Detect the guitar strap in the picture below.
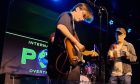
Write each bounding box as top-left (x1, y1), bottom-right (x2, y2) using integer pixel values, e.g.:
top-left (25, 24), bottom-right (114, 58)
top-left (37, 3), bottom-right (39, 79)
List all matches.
top-left (72, 18), bottom-right (80, 42)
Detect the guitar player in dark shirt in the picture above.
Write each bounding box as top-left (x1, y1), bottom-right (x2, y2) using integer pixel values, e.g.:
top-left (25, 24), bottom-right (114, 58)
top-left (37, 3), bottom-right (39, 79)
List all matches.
top-left (47, 3), bottom-right (98, 83)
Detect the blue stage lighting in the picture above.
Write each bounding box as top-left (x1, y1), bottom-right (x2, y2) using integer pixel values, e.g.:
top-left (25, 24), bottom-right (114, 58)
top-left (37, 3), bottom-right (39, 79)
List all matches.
top-left (109, 19), bottom-right (114, 25)
top-left (52, 0), bottom-right (60, 2)
top-left (127, 28), bottom-right (132, 33)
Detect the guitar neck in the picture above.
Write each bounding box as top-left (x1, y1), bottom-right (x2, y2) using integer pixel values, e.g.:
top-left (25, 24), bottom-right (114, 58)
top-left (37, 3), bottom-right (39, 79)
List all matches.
top-left (81, 51), bottom-right (93, 56)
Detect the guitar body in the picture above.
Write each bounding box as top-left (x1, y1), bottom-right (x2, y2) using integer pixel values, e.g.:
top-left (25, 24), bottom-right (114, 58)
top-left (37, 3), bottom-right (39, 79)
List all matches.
top-left (64, 38), bottom-right (84, 66)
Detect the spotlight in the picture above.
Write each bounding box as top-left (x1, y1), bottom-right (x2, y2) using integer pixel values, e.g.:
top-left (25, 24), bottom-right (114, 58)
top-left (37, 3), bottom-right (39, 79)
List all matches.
top-left (109, 19), bottom-right (114, 25)
top-left (127, 28), bottom-right (132, 33)
top-left (52, 0), bottom-right (60, 2)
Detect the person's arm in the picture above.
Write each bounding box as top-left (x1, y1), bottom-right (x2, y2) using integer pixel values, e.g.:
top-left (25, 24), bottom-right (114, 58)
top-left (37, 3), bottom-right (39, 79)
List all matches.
top-left (108, 44), bottom-right (116, 59)
top-left (108, 50), bottom-right (114, 58)
top-left (124, 43), bottom-right (137, 62)
top-left (57, 24), bottom-right (85, 52)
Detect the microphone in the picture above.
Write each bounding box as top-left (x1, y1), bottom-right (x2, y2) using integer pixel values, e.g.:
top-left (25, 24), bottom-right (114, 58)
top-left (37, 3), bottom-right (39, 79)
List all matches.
top-left (86, 0), bottom-right (91, 3)
top-left (93, 0), bottom-right (96, 7)
top-left (86, 0), bottom-right (96, 7)
top-left (86, 0), bottom-right (104, 11)
top-left (99, 6), bottom-right (105, 11)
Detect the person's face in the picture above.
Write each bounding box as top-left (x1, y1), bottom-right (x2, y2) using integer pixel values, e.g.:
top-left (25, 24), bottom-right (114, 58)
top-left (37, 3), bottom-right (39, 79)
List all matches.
top-left (115, 32), bottom-right (126, 43)
top-left (74, 7), bottom-right (86, 22)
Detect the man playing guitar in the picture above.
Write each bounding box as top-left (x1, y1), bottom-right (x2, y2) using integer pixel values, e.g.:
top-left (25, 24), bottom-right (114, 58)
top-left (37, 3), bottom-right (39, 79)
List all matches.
top-left (47, 3), bottom-right (98, 83)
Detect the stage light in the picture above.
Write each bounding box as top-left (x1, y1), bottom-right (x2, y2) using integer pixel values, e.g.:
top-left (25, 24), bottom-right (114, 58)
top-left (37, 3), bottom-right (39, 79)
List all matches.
top-left (52, 0), bottom-right (60, 2)
top-left (109, 19), bottom-right (114, 25)
top-left (127, 28), bottom-right (132, 33)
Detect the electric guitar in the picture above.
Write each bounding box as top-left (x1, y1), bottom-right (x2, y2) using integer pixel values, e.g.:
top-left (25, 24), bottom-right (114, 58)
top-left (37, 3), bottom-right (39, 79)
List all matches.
top-left (64, 38), bottom-right (99, 65)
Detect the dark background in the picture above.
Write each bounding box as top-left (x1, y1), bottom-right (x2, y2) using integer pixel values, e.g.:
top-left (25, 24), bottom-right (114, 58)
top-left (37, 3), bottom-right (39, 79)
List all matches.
top-left (1, 0), bottom-right (140, 84)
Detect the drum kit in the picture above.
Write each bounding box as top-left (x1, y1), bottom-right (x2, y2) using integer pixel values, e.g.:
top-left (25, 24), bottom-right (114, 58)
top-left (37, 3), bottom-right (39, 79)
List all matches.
top-left (80, 61), bottom-right (98, 84)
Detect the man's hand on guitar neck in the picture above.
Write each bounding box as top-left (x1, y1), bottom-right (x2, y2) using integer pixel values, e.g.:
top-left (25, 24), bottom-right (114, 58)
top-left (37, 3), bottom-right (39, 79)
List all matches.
top-left (91, 50), bottom-right (99, 57)
top-left (81, 50), bottom-right (99, 57)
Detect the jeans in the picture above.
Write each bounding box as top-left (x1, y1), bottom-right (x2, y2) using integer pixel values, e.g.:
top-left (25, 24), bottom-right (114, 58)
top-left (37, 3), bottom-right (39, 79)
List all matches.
top-left (109, 75), bottom-right (131, 84)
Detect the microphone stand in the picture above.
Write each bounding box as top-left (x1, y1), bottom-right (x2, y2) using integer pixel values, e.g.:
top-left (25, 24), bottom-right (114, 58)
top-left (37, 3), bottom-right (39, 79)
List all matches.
top-left (98, 6), bottom-right (105, 84)
top-left (86, 0), bottom-right (109, 83)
